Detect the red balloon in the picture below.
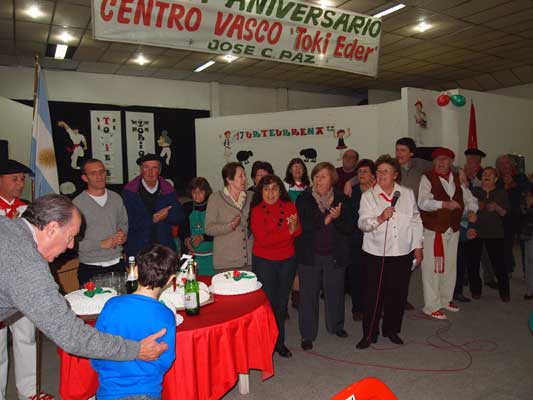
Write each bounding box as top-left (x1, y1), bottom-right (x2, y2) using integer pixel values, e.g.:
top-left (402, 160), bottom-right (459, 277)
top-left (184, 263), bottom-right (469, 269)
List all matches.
top-left (437, 94), bottom-right (450, 107)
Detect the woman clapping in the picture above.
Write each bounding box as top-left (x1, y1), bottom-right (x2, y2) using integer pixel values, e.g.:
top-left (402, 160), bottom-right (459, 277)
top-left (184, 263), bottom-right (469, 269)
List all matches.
top-left (250, 175), bottom-right (301, 357)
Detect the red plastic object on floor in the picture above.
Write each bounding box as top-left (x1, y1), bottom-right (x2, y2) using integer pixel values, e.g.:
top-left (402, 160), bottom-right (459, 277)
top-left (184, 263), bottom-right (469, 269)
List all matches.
top-left (331, 377), bottom-right (398, 400)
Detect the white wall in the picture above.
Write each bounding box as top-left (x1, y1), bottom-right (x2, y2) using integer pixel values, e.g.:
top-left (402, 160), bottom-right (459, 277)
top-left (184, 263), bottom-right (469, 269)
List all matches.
top-left (0, 66), bottom-right (362, 116)
top-left (403, 87), bottom-right (533, 171)
top-left (490, 83), bottom-right (533, 101)
top-left (368, 89), bottom-right (401, 105)
top-left (195, 102), bottom-right (403, 191)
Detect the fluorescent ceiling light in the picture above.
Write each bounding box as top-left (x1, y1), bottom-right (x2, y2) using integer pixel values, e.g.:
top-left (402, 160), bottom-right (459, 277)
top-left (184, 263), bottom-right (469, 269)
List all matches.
top-left (26, 5), bottom-right (43, 18)
top-left (223, 54), bottom-right (238, 63)
top-left (194, 60), bottom-right (215, 72)
top-left (58, 31), bottom-right (73, 43)
top-left (134, 54), bottom-right (148, 65)
top-left (415, 21), bottom-right (432, 32)
top-left (373, 3), bottom-right (406, 18)
top-left (54, 44), bottom-right (68, 59)
top-left (319, 0), bottom-right (333, 7)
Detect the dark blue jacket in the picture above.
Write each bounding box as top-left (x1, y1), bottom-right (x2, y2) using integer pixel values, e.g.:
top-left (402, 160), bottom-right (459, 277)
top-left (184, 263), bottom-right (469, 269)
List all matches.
top-left (122, 175), bottom-right (184, 258)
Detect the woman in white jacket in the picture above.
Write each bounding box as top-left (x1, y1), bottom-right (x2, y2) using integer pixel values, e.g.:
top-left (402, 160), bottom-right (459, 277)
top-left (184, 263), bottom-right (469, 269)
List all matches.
top-left (356, 155), bottom-right (423, 349)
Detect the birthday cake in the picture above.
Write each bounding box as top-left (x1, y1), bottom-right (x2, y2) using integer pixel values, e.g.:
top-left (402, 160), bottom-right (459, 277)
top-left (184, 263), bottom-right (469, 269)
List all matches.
top-left (159, 273), bottom-right (211, 310)
top-left (210, 270), bottom-right (261, 295)
top-left (65, 286), bottom-right (117, 316)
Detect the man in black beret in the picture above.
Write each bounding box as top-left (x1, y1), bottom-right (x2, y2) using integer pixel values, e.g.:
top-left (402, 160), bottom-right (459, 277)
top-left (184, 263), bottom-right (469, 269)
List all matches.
top-left (464, 148), bottom-right (486, 189)
top-left (0, 159), bottom-right (44, 399)
top-left (122, 154), bottom-right (184, 258)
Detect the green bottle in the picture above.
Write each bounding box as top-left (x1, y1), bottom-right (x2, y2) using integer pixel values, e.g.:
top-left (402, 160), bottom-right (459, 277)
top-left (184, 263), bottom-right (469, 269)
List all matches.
top-left (125, 256), bottom-right (138, 294)
top-left (184, 261), bottom-right (200, 316)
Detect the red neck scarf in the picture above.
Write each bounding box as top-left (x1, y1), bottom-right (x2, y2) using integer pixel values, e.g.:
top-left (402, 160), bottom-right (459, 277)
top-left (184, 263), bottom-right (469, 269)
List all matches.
top-left (0, 197), bottom-right (26, 219)
top-left (379, 193), bottom-right (393, 203)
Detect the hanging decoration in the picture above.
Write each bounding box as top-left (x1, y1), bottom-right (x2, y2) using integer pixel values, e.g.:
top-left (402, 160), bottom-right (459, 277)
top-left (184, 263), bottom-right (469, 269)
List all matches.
top-left (450, 94), bottom-right (466, 107)
top-left (437, 94), bottom-right (450, 107)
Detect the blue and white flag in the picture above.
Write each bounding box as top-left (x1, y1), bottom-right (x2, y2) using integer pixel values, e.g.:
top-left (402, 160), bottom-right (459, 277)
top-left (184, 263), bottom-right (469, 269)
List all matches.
top-left (30, 65), bottom-right (59, 198)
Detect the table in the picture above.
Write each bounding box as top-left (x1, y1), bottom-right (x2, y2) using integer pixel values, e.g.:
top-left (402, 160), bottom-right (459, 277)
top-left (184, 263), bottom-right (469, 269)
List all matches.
top-left (58, 280), bottom-right (278, 400)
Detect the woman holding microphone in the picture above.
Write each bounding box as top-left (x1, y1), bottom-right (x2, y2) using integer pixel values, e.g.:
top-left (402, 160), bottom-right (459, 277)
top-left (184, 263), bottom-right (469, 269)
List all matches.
top-left (357, 155), bottom-right (423, 349)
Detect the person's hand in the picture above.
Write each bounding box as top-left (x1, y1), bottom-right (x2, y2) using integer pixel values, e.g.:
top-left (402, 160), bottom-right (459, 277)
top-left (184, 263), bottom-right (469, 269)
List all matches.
top-left (184, 237), bottom-right (194, 252)
top-left (486, 202), bottom-right (497, 212)
top-left (467, 228), bottom-right (477, 240)
top-left (414, 248), bottom-right (423, 266)
top-left (377, 206), bottom-right (395, 224)
top-left (101, 235), bottom-right (117, 249)
top-left (368, 177), bottom-right (376, 187)
top-left (153, 206), bottom-right (172, 223)
top-left (115, 229), bottom-right (127, 245)
top-left (229, 215), bottom-right (241, 230)
top-left (191, 234), bottom-right (203, 247)
top-left (287, 214), bottom-right (299, 234)
top-left (443, 200), bottom-right (461, 210)
top-left (137, 328), bottom-right (168, 361)
top-left (467, 211), bottom-right (477, 223)
top-left (458, 168), bottom-right (466, 186)
top-left (344, 181), bottom-right (353, 197)
top-left (325, 203), bottom-right (342, 225)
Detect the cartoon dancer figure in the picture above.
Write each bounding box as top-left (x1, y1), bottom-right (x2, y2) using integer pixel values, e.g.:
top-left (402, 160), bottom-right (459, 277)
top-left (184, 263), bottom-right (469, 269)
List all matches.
top-left (414, 100), bottom-right (427, 128)
top-left (334, 128), bottom-right (351, 160)
top-left (220, 130), bottom-right (232, 162)
top-left (58, 121), bottom-right (88, 170)
top-left (157, 130), bottom-right (173, 166)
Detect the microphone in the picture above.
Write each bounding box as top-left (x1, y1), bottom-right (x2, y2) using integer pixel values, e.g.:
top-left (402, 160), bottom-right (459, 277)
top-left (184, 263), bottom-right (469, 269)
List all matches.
top-left (391, 191), bottom-right (401, 207)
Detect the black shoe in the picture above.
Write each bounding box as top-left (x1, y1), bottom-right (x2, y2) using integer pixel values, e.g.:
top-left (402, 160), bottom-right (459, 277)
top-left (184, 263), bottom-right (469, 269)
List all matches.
top-left (485, 281), bottom-right (498, 290)
top-left (385, 333), bottom-right (404, 345)
top-left (301, 339), bottom-right (313, 351)
top-left (524, 294), bottom-right (533, 300)
top-left (405, 301), bottom-right (415, 310)
top-left (336, 329), bottom-right (348, 338)
top-left (352, 311), bottom-right (363, 321)
top-left (277, 345), bottom-right (292, 358)
top-left (356, 338), bottom-right (371, 349)
top-left (453, 293), bottom-right (471, 303)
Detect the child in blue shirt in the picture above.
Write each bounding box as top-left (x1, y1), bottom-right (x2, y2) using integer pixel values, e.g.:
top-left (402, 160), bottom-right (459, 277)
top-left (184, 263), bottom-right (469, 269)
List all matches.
top-left (91, 244), bottom-right (178, 400)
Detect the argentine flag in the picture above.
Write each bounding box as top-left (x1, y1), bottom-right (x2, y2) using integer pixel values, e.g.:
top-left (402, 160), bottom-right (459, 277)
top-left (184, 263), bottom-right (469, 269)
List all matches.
top-left (31, 65), bottom-right (59, 198)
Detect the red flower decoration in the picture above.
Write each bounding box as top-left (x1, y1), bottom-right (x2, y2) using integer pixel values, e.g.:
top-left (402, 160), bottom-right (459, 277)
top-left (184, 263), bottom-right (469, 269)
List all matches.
top-left (181, 277), bottom-right (187, 284)
top-left (84, 281), bottom-right (96, 292)
top-left (233, 270), bottom-right (241, 278)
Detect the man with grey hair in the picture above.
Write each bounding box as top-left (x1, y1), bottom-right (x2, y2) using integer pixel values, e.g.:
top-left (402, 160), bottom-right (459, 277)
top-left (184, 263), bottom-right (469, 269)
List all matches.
top-left (0, 194), bottom-right (168, 374)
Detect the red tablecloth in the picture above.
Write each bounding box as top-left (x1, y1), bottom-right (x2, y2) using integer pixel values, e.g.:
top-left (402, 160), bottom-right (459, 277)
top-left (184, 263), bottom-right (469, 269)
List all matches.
top-left (58, 281), bottom-right (278, 400)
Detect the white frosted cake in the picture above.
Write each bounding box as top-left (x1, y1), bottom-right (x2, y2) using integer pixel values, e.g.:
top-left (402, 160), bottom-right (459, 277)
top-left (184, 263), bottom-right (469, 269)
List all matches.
top-left (159, 281), bottom-right (210, 311)
top-left (65, 288), bottom-right (117, 316)
top-left (210, 270), bottom-right (260, 295)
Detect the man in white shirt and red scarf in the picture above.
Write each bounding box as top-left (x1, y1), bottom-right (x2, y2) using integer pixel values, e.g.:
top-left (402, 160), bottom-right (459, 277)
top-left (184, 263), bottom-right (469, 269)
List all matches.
top-left (0, 159), bottom-right (43, 400)
top-left (418, 148), bottom-right (478, 320)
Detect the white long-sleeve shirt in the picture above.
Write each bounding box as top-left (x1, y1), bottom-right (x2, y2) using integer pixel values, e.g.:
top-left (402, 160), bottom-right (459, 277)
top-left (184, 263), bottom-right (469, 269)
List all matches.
top-left (358, 183), bottom-right (423, 257)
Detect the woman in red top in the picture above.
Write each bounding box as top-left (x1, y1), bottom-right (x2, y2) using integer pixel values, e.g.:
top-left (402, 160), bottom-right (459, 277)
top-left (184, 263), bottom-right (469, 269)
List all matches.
top-left (250, 174), bottom-right (301, 358)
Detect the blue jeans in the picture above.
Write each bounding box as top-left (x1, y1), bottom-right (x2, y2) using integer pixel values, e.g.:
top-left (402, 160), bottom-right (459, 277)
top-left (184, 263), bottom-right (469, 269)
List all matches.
top-left (252, 255), bottom-right (297, 350)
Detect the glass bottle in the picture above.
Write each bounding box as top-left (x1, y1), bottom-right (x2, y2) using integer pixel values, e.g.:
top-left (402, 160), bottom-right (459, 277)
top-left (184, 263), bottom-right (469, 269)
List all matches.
top-left (184, 261), bottom-right (200, 316)
top-left (125, 256), bottom-right (138, 294)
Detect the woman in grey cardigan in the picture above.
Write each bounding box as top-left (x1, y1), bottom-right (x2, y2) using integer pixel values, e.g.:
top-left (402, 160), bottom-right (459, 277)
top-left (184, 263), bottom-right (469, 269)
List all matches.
top-left (205, 162), bottom-right (253, 271)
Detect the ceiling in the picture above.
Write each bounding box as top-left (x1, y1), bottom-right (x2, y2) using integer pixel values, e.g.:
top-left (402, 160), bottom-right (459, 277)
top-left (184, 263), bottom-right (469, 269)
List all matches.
top-left (1, 0), bottom-right (533, 95)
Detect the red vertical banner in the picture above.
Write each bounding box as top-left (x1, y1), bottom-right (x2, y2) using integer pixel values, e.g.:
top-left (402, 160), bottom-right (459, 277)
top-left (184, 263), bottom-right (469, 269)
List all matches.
top-left (467, 102), bottom-right (478, 149)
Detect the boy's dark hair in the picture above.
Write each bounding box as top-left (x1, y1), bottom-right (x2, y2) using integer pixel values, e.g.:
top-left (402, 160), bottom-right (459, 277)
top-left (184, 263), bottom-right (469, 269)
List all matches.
top-left (187, 177), bottom-right (212, 199)
top-left (136, 244), bottom-right (178, 289)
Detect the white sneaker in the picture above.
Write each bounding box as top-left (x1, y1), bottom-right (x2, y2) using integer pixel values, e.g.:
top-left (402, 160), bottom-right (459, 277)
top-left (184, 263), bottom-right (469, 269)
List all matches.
top-left (445, 302), bottom-right (460, 312)
top-left (428, 310), bottom-right (447, 320)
